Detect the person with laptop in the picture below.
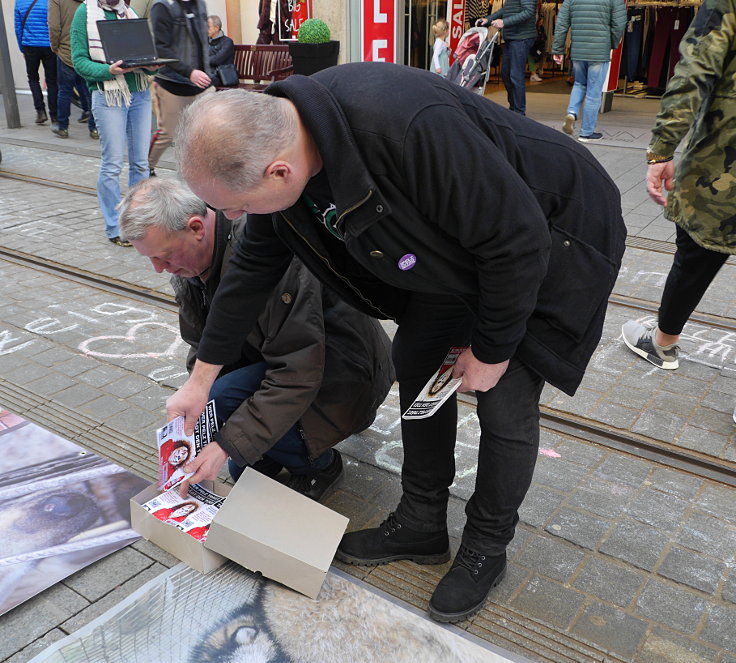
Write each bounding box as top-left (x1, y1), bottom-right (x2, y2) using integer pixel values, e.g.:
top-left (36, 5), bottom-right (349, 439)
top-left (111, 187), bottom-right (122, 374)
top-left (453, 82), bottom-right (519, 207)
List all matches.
top-left (147, 0), bottom-right (213, 177)
top-left (71, 0), bottom-right (159, 247)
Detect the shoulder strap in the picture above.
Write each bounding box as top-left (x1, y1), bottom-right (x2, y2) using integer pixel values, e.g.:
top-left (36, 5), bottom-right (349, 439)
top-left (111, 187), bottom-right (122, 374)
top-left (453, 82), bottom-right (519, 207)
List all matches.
top-left (20, 0), bottom-right (41, 42)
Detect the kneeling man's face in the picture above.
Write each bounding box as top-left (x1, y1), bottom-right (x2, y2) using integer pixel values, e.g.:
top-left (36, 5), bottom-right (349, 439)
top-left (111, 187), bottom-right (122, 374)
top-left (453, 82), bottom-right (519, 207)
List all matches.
top-left (131, 223), bottom-right (209, 278)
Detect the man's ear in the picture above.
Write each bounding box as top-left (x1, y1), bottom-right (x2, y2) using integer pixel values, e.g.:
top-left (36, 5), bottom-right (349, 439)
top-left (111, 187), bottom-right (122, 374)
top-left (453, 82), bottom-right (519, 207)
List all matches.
top-left (265, 160), bottom-right (292, 182)
top-left (187, 215), bottom-right (207, 240)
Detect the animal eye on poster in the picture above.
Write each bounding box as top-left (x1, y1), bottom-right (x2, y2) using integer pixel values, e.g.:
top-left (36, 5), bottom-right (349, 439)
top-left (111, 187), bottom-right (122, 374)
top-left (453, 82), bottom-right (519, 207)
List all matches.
top-left (277, 0), bottom-right (312, 41)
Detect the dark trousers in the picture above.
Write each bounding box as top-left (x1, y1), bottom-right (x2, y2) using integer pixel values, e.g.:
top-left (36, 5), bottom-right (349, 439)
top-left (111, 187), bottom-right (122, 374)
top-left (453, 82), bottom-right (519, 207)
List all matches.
top-left (658, 226), bottom-right (729, 336)
top-left (646, 7), bottom-right (690, 87)
top-left (23, 46), bottom-right (58, 118)
top-left (501, 37), bottom-right (535, 115)
top-left (56, 58), bottom-right (95, 131)
top-left (392, 293), bottom-right (544, 554)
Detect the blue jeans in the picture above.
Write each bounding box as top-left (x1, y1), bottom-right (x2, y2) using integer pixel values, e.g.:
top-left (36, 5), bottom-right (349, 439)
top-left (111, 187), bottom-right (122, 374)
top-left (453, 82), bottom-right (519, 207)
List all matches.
top-left (91, 89), bottom-right (151, 238)
top-left (209, 362), bottom-right (333, 479)
top-left (501, 37), bottom-right (535, 115)
top-left (567, 60), bottom-right (610, 136)
top-left (56, 58), bottom-right (95, 131)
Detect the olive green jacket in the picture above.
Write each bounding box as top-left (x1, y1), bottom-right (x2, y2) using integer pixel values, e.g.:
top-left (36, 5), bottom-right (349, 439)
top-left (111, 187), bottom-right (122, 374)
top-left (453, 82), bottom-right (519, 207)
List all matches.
top-left (648, 0), bottom-right (736, 254)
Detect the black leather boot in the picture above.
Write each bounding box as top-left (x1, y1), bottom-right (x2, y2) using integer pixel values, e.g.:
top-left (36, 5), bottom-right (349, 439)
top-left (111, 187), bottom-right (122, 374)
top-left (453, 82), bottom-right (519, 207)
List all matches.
top-left (428, 545), bottom-right (507, 623)
top-left (336, 512), bottom-right (450, 566)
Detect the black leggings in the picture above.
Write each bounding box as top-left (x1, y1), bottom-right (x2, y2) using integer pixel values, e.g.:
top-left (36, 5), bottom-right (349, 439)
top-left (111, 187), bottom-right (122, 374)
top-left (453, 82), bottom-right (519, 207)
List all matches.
top-left (658, 226), bottom-right (729, 336)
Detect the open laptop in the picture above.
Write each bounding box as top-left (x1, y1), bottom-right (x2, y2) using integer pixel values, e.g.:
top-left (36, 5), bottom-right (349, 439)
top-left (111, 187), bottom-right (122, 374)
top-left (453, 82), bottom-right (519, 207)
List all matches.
top-left (97, 18), bottom-right (178, 68)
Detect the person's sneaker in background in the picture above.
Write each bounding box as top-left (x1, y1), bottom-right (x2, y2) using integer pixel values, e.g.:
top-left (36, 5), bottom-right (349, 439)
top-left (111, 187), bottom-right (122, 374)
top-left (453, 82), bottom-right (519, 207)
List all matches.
top-left (562, 112), bottom-right (576, 135)
top-left (578, 132), bottom-right (603, 143)
top-left (622, 321), bottom-right (679, 369)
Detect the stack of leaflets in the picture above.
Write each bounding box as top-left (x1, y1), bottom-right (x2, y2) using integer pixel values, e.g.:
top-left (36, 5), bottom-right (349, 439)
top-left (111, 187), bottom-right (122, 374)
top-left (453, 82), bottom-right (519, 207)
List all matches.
top-left (158, 400), bottom-right (218, 492)
top-left (142, 483), bottom-right (225, 542)
top-left (402, 346), bottom-right (469, 420)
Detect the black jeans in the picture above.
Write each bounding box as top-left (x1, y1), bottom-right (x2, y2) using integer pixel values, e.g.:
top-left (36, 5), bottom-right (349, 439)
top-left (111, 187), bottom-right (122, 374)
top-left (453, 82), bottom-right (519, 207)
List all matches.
top-left (23, 46), bottom-right (58, 117)
top-left (392, 293), bottom-right (544, 554)
top-left (659, 226), bottom-right (729, 336)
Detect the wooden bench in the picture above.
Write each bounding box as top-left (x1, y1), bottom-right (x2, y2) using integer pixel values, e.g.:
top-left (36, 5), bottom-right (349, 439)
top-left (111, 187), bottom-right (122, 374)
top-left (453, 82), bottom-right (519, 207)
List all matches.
top-left (219, 44), bottom-right (293, 91)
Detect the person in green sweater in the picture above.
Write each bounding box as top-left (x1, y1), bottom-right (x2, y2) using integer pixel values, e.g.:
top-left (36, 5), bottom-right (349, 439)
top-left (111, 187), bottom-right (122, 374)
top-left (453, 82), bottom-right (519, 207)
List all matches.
top-left (71, 0), bottom-right (158, 246)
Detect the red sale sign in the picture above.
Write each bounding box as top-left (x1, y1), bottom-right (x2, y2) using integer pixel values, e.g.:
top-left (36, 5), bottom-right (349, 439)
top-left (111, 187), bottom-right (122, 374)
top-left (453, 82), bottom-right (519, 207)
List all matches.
top-left (448, 0), bottom-right (465, 57)
top-left (361, 0), bottom-right (397, 63)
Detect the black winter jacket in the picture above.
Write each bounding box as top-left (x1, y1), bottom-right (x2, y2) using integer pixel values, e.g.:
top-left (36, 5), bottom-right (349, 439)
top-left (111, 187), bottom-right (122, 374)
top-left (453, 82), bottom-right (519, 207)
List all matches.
top-left (197, 63), bottom-right (626, 395)
top-left (173, 213), bottom-right (394, 465)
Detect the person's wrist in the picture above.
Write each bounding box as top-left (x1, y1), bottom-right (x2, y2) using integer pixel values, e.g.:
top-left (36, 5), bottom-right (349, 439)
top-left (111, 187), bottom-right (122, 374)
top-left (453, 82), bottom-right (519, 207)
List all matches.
top-left (646, 150), bottom-right (673, 165)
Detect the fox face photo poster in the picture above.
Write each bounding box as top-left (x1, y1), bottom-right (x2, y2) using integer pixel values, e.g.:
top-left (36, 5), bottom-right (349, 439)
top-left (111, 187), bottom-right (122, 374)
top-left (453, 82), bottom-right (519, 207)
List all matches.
top-left (0, 408), bottom-right (148, 615)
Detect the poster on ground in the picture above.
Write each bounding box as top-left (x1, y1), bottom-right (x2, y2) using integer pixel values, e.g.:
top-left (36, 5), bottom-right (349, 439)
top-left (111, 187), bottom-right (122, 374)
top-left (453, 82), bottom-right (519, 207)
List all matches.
top-left (0, 407), bottom-right (148, 616)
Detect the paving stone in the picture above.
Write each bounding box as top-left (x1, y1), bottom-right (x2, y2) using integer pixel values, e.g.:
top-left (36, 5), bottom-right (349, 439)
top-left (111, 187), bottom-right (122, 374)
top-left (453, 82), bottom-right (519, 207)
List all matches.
top-left (571, 601), bottom-right (648, 659)
top-left (569, 477), bottom-right (635, 518)
top-left (518, 483), bottom-right (565, 528)
top-left (624, 488), bottom-right (690, 531)
top-left (600, 519), bottom-right (669, 571)
top-left (514, 533), bottom-right (586, 582)
top-left (546, 507), bottom-right (613, 550)
top-left (676, 511), bottom-right (736, 561)
top-left (571, 557), bottom-right (646, 608)
top-left (0, 583), bottom-right (89, 660)
top-left (723, 570), bottom-right (736, 604)
top-left (53, 382), bottom-right (105, 408)
top-left (633, 626), bottom-right (719, 663)
top-left (648, 467), bottom-right (703, 500)
top-left (78, 393), bottom-right (129, 419)
top-left (62, 545), bottom-right (154, 601)
top-left (4, 629), bottom-right (69, 663)
top-left (635, 578), bottom-right (709, 633)
top-left (131, 538), bottom-right (182, 569)
top-left (102, 373), bottom-right (159, 399)
top-left (532, 455), bottom-right (588, 493)
top-left (551, 436), bottom-right (606, 468)
top-left (76, 365), bottom-right (130, 388)
top-left (509, 575), bottom-right (585, 630)
top-left (1, 361), bottom-right (53, 384)
top-left (23, 372), bottom-right (78, 397)
top-left (60, 563), bottom-right (168, 634)
top-left (588, 401), bottom-right (641, 429)
top-left (488, 561), bottom-right (532, 606)
top-left (594, 454), bottom-right (652, 487)
top-left (102, 405), bottom-right (165, 437)
top-left (52, 354), bottom-right (100, 377)
top-left (700, 603), bottom-right (736, 651)
top-left (695, 483), bottom-right (736, 524)
top-left (676, 424), bottom-right (730, 456)
top-left (658, 546), bottom-right (726, 594)
top-left (631, 409), bottom-right (688, 443)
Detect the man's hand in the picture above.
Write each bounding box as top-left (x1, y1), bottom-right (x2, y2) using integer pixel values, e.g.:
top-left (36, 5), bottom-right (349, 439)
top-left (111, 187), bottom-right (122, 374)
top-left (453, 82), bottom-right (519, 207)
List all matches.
top-left (452, 348), bottom-right (509, 392)
top-left (475, 17), bottom-right (488, 26)
top-left (166, 360), bottom-right (222, 434)
top-left (178, 441), bottom-right (229, 498)
top-left (189, 69), bottom-right (211, 88)
top-left (646, 160), bottom-right (675, 206)
top-left (552, 54), bottom-right (563, 66)
top-left (491, 19), bottom-right (504, 28)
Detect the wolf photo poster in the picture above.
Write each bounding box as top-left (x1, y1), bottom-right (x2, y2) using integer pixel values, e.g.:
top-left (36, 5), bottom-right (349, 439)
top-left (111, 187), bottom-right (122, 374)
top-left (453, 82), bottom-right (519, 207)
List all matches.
top-left (0, 408), bottom-right (148, 615)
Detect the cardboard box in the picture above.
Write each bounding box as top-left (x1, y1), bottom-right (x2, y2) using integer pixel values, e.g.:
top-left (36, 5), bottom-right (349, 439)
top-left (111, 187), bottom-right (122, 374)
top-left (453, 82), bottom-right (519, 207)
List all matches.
top-left (130, 468), bottom-right (349, 598)
top-left (130, 482), bottom-right (230, 574)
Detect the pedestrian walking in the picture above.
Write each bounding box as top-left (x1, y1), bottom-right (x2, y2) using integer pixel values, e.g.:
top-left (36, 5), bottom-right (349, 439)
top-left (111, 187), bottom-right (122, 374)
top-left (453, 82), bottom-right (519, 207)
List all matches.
top-left (621, 0), bottom-right (736, 428)
top-left (552, 0), bottom-right (626, 142)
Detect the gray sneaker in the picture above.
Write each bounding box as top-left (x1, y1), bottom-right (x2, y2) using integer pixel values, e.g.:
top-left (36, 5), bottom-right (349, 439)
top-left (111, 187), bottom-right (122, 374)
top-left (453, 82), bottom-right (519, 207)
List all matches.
top-left (621, 321), bottom-right (679, 370)
top-left (563, 113), bottom-right (576, 135)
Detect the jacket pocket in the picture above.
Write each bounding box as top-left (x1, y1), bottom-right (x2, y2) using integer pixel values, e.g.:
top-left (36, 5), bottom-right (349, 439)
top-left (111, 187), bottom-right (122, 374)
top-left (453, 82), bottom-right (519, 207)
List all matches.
top-left (533, 226), bottom-right (617, 342)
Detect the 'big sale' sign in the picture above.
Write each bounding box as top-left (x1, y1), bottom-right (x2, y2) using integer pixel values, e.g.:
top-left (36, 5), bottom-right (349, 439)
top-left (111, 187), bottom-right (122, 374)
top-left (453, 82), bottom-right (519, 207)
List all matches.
top-left (361, 0), bottom-right (397, 62)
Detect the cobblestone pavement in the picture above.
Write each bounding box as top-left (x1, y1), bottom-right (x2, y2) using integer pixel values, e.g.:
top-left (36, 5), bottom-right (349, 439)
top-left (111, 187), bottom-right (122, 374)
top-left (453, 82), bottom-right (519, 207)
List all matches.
top-left (1, 91), bottom-right (735, 663)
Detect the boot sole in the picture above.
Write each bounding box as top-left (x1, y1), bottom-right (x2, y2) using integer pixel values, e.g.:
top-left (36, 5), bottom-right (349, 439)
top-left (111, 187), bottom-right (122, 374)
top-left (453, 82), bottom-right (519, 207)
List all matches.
top-left (335, 548), bottom-right (451, 567)
top-left (427, 564), bottom-right (507, 623)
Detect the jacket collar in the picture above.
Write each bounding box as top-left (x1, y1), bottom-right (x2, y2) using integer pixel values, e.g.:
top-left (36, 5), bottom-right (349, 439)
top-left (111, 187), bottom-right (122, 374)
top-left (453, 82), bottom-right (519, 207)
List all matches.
top-left (267, 75), bottom-right (391, 238)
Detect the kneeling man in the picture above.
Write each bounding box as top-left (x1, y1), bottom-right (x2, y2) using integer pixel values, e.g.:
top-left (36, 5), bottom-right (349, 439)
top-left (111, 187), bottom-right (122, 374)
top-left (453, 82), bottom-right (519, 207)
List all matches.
top-left (119, 178), bottom-right (394, 501)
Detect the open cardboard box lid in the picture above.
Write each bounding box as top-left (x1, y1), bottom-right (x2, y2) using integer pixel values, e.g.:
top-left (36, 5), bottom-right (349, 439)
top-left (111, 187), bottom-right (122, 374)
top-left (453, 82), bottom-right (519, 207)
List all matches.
top-left (206, 468), bottom-right (349, 599)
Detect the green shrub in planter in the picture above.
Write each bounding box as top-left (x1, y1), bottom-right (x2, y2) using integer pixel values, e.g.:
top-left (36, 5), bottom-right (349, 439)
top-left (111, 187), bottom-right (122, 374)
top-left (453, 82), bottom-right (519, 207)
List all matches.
top-left (297, 18), bottom-right (331, 44)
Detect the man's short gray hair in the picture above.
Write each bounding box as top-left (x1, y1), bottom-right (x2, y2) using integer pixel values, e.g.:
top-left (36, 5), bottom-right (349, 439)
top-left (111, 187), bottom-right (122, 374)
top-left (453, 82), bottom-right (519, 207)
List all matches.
top-left (207, 15), bottom-right (222, 29)
top-left (118, 178), bottom-right (207, 241)
top-left (175, 89), bottom-right (296, 192)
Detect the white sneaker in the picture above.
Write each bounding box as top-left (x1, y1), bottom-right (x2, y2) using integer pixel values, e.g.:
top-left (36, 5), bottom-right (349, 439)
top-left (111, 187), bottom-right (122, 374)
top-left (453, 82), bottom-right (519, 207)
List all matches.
top-left (530, 72), bottom-right (542, 82)
top-left (562, 113), bottom-right (576, 135)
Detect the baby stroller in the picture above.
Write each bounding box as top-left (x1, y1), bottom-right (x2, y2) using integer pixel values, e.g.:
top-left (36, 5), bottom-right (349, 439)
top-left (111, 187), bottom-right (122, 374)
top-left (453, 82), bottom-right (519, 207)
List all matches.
top-left (446, 27), bottom-right (499, 95)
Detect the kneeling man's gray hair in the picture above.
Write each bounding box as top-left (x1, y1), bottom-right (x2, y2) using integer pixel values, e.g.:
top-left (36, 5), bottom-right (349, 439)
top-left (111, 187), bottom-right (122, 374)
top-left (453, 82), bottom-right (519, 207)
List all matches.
top-left (118, 178), bottom-right (207, 241)
top-left (175, 89), bottom-right (295, 191)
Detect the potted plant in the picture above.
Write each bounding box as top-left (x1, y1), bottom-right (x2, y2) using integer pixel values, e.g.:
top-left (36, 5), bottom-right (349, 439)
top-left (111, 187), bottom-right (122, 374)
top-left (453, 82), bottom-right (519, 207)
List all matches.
top-left (288, 18), bottom-right (340, 76)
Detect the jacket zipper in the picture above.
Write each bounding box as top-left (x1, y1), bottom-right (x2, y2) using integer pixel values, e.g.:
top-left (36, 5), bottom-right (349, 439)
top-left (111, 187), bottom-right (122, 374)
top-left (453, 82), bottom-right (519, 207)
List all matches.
top-left (280, 196), bottom-right (396, 322)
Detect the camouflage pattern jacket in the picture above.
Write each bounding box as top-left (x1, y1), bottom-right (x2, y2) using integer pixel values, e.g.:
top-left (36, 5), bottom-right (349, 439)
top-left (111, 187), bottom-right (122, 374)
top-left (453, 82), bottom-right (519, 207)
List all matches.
top-left (648, 0), bottom-right (736, 254)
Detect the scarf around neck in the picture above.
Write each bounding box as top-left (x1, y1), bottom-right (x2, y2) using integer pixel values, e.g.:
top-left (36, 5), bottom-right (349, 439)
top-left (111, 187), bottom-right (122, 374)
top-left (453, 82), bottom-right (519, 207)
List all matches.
top-left (86, 0), bottom-right (149, 106)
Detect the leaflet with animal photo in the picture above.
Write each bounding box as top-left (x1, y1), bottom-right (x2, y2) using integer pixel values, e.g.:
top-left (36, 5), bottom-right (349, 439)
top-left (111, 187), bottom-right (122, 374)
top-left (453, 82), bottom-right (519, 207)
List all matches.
top-left (402, 346), bottom-right (469, 420)
top-left (157, 400), bottom-right (218, 492)
top-left (142, 482), bottom-right (225, 541)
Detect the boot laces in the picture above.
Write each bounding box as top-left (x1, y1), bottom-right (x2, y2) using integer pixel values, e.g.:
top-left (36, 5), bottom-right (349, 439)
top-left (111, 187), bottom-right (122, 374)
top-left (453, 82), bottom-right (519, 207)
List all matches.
top-left (456, 545), bottom-right (486, 574)
top-left (380, 512), bottom-right (403, 537)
